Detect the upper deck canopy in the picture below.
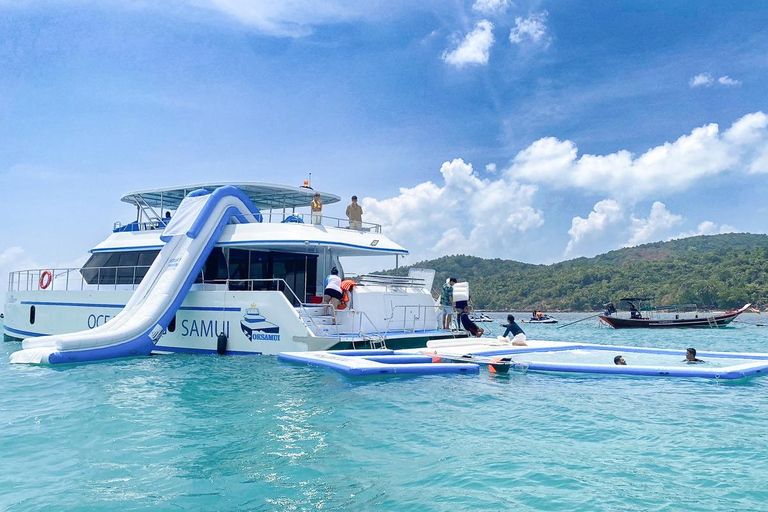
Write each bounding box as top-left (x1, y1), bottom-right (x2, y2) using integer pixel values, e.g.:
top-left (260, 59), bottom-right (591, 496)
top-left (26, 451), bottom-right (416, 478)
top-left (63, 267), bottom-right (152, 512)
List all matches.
top-left (121, 182), bottom-right (341, 211)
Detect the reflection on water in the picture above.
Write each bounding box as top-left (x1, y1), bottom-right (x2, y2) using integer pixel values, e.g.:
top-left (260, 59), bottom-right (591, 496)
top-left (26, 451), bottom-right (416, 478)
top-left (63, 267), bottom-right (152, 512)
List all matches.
top-left (2, 317), bottom-right (768, 510)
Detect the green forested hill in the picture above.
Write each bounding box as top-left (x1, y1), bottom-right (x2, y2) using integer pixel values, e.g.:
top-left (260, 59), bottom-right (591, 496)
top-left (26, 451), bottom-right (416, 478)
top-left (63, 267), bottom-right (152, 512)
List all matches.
top-left (383, 233), bottom-right (768, 311)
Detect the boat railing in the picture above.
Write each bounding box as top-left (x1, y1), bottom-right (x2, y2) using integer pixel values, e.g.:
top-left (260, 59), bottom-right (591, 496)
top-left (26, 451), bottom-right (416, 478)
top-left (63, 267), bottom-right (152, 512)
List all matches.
top-left (8, 267), bottom-right (316, 299)
top-left (385, 304), bottom-right (440, 334)
top-left (8, 266), bottom-right (155, 293)
top-left (351, 274), bottom-right (427, 288)
top-left (237, 211), bottom-right (382, 233)
top-left (112, 220), bottom-right (169, 233)
top-left (111, 211), bottom-right (383, 234)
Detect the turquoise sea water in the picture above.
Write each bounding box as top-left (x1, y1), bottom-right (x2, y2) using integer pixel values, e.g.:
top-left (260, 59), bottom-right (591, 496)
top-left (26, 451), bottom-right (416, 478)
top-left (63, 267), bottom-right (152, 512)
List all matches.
top-left (3, 313), bottom-right (768, 511)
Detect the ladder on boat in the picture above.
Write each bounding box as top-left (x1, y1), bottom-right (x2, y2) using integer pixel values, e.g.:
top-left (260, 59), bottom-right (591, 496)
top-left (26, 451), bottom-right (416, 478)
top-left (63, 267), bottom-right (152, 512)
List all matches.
top-left (365, 333), bottom-right (387, 350)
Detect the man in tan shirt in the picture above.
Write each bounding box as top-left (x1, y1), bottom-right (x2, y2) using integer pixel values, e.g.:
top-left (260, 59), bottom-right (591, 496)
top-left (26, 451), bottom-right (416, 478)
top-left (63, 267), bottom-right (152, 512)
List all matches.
top-left (346, 195), bottom-right (363, 230)
top-left (311, 192), bottom-right (322, 225)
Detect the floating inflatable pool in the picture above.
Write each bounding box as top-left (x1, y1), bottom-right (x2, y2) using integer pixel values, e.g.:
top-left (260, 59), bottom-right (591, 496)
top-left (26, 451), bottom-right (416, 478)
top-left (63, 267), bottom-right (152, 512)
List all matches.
top-left (280, 341), bottom-right (768, 380)
top-left (406, 340), bottom-right (768, 380)
top-left (278, 349), bottom-right (479, 376)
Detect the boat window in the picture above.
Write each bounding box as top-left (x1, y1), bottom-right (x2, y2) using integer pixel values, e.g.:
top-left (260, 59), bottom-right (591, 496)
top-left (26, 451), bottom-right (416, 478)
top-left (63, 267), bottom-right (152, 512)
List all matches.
top-left (249, 251), bottom-right (269, 289)
top-left (117, 252), bottom-right (140, 267)
top-left (30, 305), bottom-right (36, 325)
top-left (167, 315), bottom-right (176, 333)
top-left (272, 253), bottom-right (317, 304)
top-left (80, 250), bottom-right (160, 285)
top-left (198, 247), bottom-right (228, 283)
top-left (227, 249), bottom-right (250, 291)
top-left (79, 247), bottom-right (317, 301)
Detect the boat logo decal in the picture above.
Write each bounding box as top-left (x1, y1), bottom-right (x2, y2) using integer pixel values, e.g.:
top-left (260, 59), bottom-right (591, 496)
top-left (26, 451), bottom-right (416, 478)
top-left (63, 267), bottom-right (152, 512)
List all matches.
top-left (240, 306), bottom-right (280, 342)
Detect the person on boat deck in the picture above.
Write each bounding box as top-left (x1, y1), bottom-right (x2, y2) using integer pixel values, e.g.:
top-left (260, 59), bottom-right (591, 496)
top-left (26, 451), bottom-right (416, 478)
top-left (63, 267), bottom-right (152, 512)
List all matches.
top-left (311, 193), bottom-right (323, 225)
top-left (345, 195), bottom-right (363, 230)
top-left (455, 296), bottom-right (469, 314)
top-left (322, 267), bottom-right (343, 322)
top-left (441, 277), bottom-right (457, 330)
top-left (614, 355), bottom-right (627, 365)
top-left (629, 304), bottom-right (642, 319)
top-left (459, 306), bottom-right (484, 337)
top-left (500, 315), bottom-right (527, 345)
top-left (684, 347), bottom-right (705, 364)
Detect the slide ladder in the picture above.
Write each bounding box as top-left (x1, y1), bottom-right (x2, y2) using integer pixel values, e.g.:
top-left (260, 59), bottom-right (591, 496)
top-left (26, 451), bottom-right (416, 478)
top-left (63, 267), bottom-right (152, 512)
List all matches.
top-left (10, 186), bottom-right (261, 365)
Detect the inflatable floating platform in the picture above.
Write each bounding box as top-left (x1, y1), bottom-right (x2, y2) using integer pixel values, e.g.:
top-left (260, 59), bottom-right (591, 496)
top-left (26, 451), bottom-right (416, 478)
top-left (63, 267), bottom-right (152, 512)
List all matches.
top-left (277, 349), bottom-right (479, 376)
top-left (404, 339), bottom-right (768, 380)
top-left (280, 340), bottom-right (768, 380)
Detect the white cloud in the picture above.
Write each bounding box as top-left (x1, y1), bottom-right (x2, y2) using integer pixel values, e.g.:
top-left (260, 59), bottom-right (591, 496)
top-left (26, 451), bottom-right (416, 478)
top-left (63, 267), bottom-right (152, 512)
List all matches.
top-left (472, 0), bottom-right (512, 15)
top-left (0, 246), bottom-right (89, 300)
top-left (442, 20), bottom-right (495, 68)
top-left (0, 0), bottom-right (388, 37)
top-left (718, 75), bottom-right (742, 86)
top-left (505, 111), bottom-right (768, 200)
top-left (675, 221), bottom-right (737, 239)
top-left (485, 163), bottom-right (497, 173)
top-left (362, 158), bottom-right (543, 261)
top-left (626, 201), bottom-right (683, 246)
top-left (690, 73), bottom-right (713, 87)
top-left (1, 246), bottom-right (41, 300)
top-left (565, 199), bottom-right (623, 255)
top-left (509, 12), bottom-right (549, 46)
top-left (690, 73), bottom-right (742, 88)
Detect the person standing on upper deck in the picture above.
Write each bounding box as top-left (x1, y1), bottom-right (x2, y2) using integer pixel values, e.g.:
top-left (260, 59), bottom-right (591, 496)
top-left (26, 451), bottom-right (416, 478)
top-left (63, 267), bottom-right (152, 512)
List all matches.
top-left (346, 195), bottom-right (363, 230)
top-left (311, 193), bottom-right (322, 225)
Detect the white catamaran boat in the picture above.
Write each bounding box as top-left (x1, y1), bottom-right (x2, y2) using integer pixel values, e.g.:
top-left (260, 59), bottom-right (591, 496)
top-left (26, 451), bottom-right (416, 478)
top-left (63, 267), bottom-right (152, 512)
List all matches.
top-left (5, 183), bottom-right (464, 364)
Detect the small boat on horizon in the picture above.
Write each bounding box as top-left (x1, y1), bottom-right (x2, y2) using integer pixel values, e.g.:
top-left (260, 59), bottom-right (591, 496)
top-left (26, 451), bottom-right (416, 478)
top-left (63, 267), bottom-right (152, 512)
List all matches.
top-left (468, 312), bottom-right (493, 323)
top-left (599, 298), bottom-right (751, 329)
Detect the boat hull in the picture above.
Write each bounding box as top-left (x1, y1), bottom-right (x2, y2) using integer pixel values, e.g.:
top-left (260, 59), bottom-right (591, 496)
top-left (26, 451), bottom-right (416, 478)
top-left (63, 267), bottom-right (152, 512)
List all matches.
top-left (599, 309), bottom-right (745, 329)
top-left (4, 289), bottom-right (465, 355)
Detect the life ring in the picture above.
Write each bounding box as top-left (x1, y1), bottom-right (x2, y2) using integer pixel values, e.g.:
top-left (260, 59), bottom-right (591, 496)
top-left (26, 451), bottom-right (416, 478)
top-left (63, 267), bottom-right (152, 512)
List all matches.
top-left (40, 270), bottom-right (53, 290)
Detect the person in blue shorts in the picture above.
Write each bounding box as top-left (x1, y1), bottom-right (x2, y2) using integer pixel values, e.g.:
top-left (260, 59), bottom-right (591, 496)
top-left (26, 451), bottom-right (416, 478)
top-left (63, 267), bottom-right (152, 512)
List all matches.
top-left (440, 277), bottom-right (457, 329)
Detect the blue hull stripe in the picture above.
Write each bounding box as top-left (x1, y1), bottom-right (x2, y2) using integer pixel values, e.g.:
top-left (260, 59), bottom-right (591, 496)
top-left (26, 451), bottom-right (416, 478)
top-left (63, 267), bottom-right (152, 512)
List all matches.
top-left (5, 325), bottom-right (49, 337)
top-left (153, 345), bottom-right (261, 355)
top-left (19, 301), bottom-right (240, 312)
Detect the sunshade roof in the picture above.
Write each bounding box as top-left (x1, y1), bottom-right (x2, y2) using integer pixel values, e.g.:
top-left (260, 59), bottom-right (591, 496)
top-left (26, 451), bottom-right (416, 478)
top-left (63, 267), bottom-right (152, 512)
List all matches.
top-left (121, 182), bottom-right (341, 211)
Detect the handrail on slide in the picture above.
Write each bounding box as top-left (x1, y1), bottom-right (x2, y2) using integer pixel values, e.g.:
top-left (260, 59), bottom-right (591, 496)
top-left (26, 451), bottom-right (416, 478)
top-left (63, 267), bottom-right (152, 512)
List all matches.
top-left (10, 186), bottom-right (263, 365)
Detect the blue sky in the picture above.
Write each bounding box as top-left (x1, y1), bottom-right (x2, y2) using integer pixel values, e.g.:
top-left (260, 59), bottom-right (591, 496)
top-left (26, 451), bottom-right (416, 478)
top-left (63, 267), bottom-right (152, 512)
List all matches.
top-left (2, 0), bottom-right (768, 279)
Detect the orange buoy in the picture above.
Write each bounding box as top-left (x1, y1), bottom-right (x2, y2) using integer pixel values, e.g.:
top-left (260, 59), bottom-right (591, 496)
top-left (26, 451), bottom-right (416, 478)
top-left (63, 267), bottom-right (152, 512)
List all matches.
top-left (39, 270), bottom-right (53, 290)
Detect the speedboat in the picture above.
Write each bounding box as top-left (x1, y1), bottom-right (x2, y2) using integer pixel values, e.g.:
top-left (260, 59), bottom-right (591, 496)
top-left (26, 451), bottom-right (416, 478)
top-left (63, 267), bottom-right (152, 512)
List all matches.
top-left (526, 315), bottom-right (557, 324)
top-left (468, 312), bottom-right (493, 322)
top-left (5, 182), bottom-right (465, 364)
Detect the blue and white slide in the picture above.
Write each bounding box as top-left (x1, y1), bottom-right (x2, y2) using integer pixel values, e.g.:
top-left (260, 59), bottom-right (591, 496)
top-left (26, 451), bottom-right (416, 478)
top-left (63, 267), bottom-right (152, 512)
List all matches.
top-left (10, 186), bottom-right (261, 365)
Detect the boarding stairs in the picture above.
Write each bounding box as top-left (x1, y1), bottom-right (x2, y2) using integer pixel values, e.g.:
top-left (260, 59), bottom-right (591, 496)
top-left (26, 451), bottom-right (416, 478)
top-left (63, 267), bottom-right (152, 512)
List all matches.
top-left (295, 304), bottom-right (387, 349)
top-left (296, 304), bottom-right (339, 337)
